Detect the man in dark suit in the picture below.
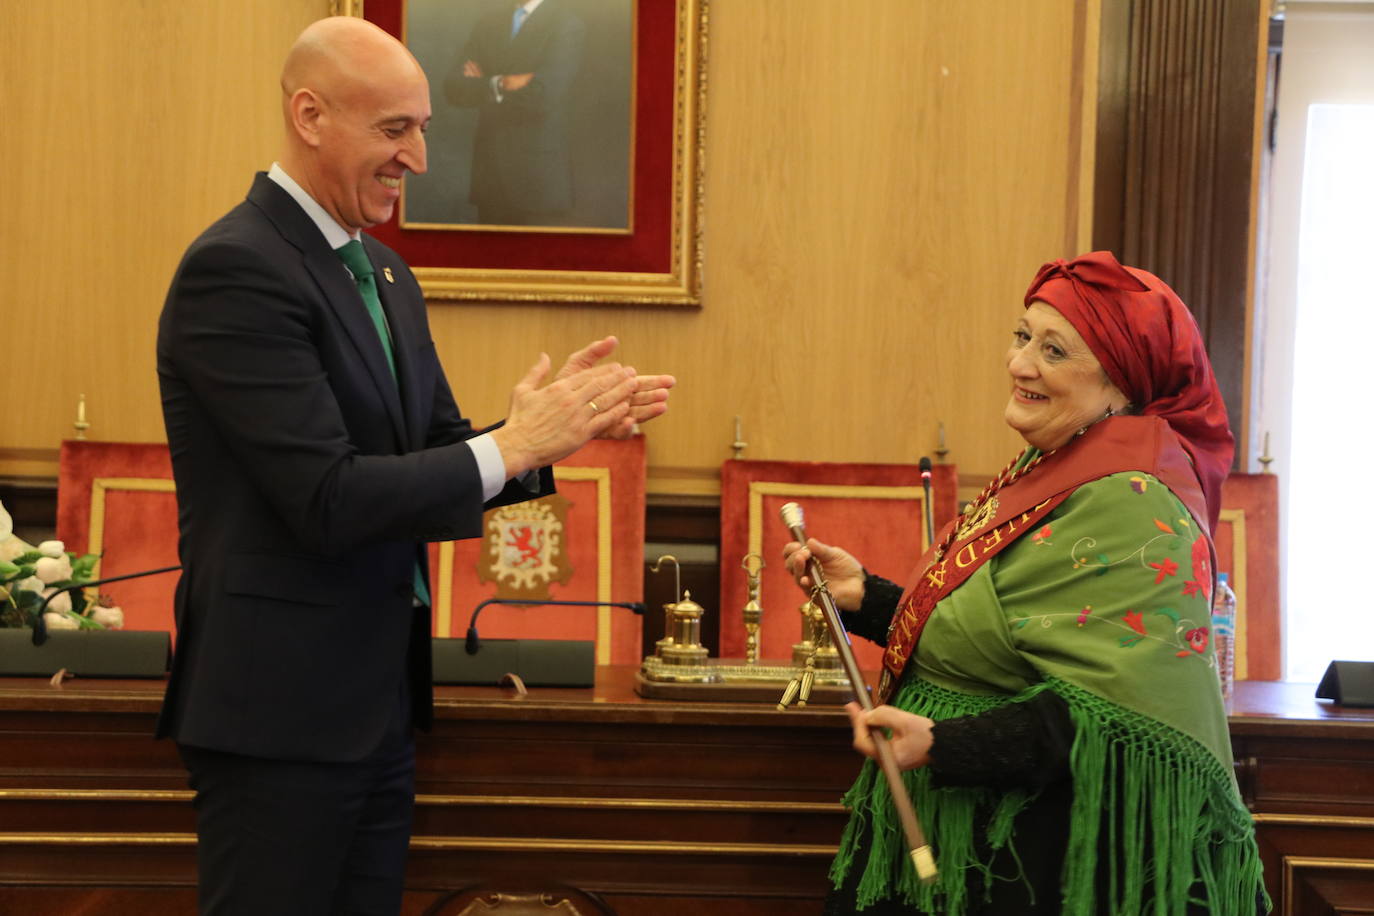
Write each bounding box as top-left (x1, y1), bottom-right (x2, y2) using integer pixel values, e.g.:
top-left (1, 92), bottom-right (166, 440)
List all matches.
top-left (156, 16), bottom-right (672, 915)
top-left (445, 0), bottom-right (585, 225)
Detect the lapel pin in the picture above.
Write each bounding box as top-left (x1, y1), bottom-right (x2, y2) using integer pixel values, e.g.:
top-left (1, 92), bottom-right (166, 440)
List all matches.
top-left (383, 266), bottom-right (395, 284)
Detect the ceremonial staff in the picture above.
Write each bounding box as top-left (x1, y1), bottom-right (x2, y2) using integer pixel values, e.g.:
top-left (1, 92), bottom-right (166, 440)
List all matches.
top-left (779, 501), bottom-right (937, 883)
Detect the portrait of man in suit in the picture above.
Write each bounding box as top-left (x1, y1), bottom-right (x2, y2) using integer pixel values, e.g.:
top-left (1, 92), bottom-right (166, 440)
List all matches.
top-left (403, 0), bottom-right (633, 230)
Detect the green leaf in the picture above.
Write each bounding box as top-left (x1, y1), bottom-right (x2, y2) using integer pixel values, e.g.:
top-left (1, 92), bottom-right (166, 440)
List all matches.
top-left (70, 554), bottom-right (99, 580)
top-left (13, 550), bottom-right (42, 565)
top-left (0, 560), bottom-right (20, 580)
top-left (1153, 607), bottom-right (1180, 624)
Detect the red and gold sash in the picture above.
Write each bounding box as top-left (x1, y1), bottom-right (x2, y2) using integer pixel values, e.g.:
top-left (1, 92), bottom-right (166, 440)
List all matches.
top-left (879, 416), bottom-right (1208, 700)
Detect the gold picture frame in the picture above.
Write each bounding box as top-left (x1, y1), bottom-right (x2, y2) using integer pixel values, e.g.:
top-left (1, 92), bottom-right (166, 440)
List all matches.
top-left (351, 0), bottom-right (707, 306)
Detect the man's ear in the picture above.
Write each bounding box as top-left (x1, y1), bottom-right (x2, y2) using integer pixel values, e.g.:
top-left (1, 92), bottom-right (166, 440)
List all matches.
top-left (290, 88), bottom-right (325, 149)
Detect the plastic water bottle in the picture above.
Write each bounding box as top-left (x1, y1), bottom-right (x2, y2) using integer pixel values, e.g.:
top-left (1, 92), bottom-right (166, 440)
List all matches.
top-left (1212, 572), bottom-right (1237, 701)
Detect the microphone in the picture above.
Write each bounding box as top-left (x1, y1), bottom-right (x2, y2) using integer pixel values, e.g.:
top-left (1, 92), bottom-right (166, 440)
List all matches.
top-left (919, 456), bottom-right (936, 547)
top-left (465, 598), bottom-right (646, 654)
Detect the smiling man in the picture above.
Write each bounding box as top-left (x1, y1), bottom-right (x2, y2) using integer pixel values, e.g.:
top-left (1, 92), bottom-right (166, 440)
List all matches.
top-left (156, 17), bottom-right (671, 916)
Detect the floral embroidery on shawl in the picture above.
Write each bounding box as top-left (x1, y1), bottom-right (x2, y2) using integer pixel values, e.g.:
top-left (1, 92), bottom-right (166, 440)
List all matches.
top-left (1006, 477), bottom-right (1216, 664)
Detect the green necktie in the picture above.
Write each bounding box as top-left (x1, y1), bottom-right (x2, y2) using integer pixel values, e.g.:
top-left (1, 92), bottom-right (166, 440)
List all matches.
top-left (334, 240), bottom-right (431, 608)
top-left (335, 239), bottom-right (396, 379)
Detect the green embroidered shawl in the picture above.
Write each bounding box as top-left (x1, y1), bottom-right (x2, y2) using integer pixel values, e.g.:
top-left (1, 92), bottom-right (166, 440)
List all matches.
top-left (832, 468), bottom-right (1267, 915)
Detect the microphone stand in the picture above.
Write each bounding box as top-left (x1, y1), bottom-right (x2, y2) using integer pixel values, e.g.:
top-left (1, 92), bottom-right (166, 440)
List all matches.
top-left (919, 456), bottom-right (936, 548)
top-left (31, 565), bottom-right (182, 646)
top-left (465, 598), bottom-right (645, 654)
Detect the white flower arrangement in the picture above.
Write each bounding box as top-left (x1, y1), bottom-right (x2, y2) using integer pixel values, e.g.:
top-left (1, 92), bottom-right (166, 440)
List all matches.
top-left (0, 502), bottom-right (122, 631)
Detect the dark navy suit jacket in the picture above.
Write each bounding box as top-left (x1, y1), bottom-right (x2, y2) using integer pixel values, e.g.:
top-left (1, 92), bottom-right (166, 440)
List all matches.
top-left (155, 174), bottom-right (552, 761)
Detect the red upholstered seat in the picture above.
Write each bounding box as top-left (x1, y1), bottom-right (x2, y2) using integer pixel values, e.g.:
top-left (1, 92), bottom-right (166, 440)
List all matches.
top-left (55, 440), bottom-right (180, 637)
top-left (427, 437), bottom-right (647, 665)
top-left (1215, 472), bottom-right (1280, 680)
top-left (718, 458), bottom-right (958, 673)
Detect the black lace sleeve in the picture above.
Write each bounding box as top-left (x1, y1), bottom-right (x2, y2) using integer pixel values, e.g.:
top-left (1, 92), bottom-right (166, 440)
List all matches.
top-left (838, 572), bottom-right (904, 647)
top-left (928, 690), bottom-right (1074, 791)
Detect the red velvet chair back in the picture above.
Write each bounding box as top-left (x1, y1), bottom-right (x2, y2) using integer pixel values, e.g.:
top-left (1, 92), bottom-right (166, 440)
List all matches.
top-left (1215, 472), bottom-right (1281, 680)
top-left (427, 437), bottom-right (647, 665)
top-left (54, 438), bottom-right (648, 663)
top-left (55, 440), bottom-right (180, 637)
top-left (718, 458), bottom-right (959, 673)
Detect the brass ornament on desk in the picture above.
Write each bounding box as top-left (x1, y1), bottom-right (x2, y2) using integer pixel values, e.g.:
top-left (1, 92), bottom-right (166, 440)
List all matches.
top-left (934, 420), bottom-right (949, 463)
top-left (634, 550), bottom-right (853, 702)
top-left (639, 555), bottom-right (719, 684)
top-left (649, 554), bottom-right (681, 658)
top-left (1258, 431), bottom-right (1274, 473)
top-left (660, 590), bottom-right (710, 667)
top-left (778, 598), bottom-right (842, 710)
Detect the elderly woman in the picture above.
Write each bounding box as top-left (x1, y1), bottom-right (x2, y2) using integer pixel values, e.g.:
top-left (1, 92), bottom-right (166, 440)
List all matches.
top-left (786, 252), bottom-right (1267, 915)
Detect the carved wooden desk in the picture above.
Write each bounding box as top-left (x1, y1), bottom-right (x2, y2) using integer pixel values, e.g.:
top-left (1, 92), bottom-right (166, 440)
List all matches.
top-left (1, 674), bottom-right (1370, 914)
top-left (0, 666), bottom-right (852, 915)
top-left (1227, 681), bottom-right (1374, 913)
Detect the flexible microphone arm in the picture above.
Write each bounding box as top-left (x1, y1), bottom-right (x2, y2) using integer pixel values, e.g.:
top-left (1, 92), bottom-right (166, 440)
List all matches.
top-left (919, 456), bottom-right (936, 548)
top-left (31, 564), bottom-right (182, 646)
top-left (465, 598), bottom-right (646, 655)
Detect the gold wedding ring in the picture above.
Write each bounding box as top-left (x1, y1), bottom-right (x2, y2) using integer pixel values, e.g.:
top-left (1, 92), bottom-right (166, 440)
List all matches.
top-left (587, 400), bottom-right (601, 413)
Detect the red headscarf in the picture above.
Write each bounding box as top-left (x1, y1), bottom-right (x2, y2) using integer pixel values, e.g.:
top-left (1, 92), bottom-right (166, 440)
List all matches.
top-left (1023, 251), bottom-right (1234, 531)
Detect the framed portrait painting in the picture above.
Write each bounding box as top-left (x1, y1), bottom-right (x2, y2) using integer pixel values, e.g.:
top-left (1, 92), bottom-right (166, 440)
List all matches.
top-left (344, 0), bottom-right (706, 305)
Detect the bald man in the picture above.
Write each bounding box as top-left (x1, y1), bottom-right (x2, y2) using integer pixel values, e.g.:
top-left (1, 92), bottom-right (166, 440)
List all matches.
top-left (156, 17), bottom-right (671, 915)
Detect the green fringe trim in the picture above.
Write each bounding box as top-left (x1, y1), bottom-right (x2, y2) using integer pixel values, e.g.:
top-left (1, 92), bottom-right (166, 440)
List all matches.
top-left (829, 677), bottom-right (1270, 915)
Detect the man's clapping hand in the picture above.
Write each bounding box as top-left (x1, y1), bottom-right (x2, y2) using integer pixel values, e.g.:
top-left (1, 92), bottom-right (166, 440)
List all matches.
top-left (491, 337), bottom-right (675, 477)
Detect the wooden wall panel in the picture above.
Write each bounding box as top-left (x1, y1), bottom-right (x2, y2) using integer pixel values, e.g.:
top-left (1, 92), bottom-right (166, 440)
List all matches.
top-left (0, 0), bottom-right (1093, 496)
top-left (424, 0), bottom-right (1094, 495)
top-left (0, 0), bottom-right (325, 474)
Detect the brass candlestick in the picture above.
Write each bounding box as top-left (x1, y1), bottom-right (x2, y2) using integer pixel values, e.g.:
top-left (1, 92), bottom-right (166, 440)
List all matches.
top-left (741, 553), bottom-right (764, 664)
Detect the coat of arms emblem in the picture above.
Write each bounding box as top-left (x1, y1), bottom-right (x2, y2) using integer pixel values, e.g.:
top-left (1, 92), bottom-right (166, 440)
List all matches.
top-left (476, 494), bottom-right (574, 601)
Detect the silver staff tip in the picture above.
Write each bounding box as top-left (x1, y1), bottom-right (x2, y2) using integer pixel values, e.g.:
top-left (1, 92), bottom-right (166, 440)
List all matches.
top-left (779, 502), bottom-right (804, 529)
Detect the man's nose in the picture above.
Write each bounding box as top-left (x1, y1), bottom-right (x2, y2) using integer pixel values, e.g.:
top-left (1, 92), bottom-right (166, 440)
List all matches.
top-left (401, 132), bottom-right (427, 175)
